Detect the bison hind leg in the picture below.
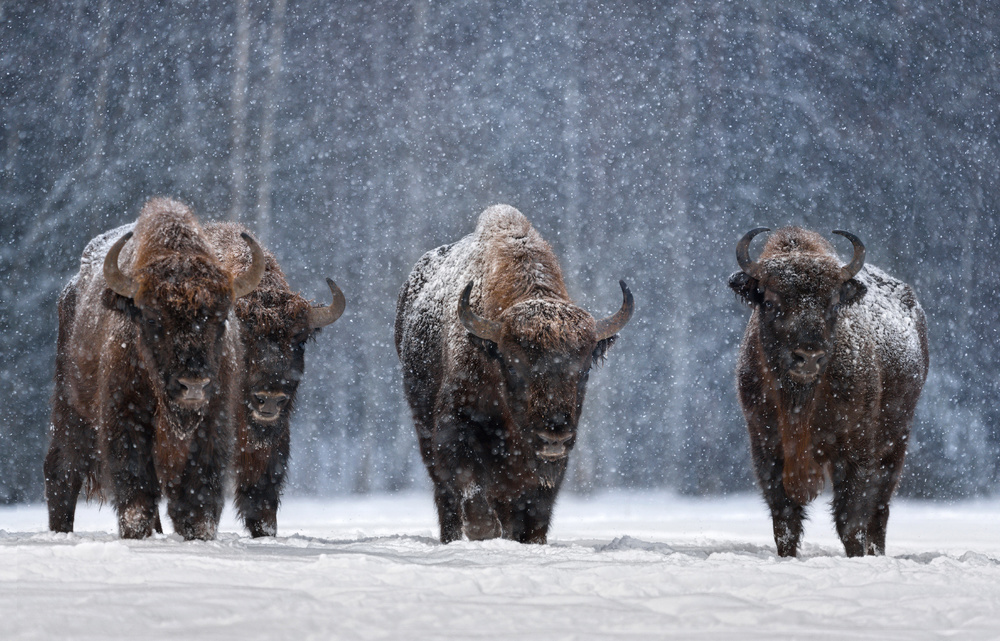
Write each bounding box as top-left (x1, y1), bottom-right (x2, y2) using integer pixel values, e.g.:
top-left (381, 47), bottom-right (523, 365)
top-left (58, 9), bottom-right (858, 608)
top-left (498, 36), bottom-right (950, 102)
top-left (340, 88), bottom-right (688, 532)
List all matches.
top-left (44, 445), bottom-right (83, 533)
top-left (44, 405), bottom-right (97, 533)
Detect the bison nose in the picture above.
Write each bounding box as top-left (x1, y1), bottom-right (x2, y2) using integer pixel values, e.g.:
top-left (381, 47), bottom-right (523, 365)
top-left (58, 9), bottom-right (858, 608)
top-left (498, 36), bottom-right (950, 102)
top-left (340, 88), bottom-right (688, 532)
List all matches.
top-left (251, 391), bottom-right (289, 422)
top-left (177, 377), bottom-right (211, 405)
top-left (536, 431), bottom-right (574, 461)
top-left (792, 349), bottom-right (826, 373)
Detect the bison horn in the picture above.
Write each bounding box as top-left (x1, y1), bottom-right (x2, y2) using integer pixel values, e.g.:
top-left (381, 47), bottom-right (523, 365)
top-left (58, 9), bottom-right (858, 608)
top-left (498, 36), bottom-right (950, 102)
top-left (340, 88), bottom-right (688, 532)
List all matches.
top-left (736, 227), bottom-right (770, 280)
top-left (458, 281), bottom-right (502, 344)
top-left (103, 231), bottom-right (139, 299)
top-left (595, 280), bottom-right (635, 341)
top-left (832, 230), bottom-right (866, 281)
top-left (307, 278), bottom-right (346, 329)
top-left (232, 231), bottom-right (266, 299)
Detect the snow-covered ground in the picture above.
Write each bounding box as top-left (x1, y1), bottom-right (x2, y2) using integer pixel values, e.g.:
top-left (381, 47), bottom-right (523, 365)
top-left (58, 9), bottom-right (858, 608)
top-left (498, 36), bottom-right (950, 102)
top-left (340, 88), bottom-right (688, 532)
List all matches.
top-left (4, 491), bottom-right (1000, 640)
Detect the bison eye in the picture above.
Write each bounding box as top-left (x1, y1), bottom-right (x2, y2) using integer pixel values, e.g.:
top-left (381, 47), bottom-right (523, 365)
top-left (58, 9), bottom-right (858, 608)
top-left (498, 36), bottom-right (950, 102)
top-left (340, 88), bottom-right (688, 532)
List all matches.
top-left (763, 300), bottom-right (775, 311)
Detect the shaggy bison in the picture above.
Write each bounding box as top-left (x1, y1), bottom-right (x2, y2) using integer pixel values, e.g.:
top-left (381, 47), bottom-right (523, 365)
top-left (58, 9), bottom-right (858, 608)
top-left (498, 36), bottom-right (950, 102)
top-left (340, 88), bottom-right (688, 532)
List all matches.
top-left (395, 205), bottom-right (633, 544)
top-left (44, 197), bottom-right (264, 540)
top-left (729, 227), bottom-right (928, 557)
top-left (205, 222), bottom-right (345, 537)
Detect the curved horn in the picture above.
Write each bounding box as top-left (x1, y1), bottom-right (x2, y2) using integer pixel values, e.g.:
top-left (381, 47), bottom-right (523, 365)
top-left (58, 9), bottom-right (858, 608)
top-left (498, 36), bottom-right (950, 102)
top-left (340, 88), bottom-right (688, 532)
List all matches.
top-left (736, 227), bottom-right (770, 280)
top-left (595, 280), bottom-right (635, 341)
top-left (832, 230), bottom-right (866, 281)
top-left (307, 278), bottom-right (346, 329)
top-left (103, 231), bottom-right (138, 298)
top-left (232, 231), bottom-right (266, 299)
top-left (458, 281), bottom-right (501, 343)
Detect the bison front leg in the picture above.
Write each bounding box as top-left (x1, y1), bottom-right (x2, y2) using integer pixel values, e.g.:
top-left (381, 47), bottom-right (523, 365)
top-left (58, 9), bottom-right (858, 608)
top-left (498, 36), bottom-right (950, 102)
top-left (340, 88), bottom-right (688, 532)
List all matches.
top-left (105, 413), bottom-right (161, 539)
top-left (831, 460), bottom-right (885, 557)
top-left (165, 458), bottom-right (226, 541)
top-left (434, 483), bottom-right (463, 543)
top-left (506, 487), bottom-right (557, 544)
top-left (753, 452), bottom-right (807, 557)
top-left (235, 447), bottom-right (288, 538)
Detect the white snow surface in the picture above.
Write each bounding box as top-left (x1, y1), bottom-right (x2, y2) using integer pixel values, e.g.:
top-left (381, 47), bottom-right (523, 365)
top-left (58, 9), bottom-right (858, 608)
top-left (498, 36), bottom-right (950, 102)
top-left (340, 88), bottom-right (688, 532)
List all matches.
top-left (4, 492), bottom-right (1000, 640)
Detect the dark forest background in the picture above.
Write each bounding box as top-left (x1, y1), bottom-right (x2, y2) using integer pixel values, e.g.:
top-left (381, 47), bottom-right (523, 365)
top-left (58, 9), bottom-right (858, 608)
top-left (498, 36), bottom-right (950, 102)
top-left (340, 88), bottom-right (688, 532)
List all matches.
top-left (2, 0), bottom-right (998, 503)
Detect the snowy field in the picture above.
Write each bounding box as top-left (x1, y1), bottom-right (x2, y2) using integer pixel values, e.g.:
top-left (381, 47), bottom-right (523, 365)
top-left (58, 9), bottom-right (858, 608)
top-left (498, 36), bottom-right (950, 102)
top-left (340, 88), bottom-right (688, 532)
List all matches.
top-left (4, 492), bottom-right (1000, 640)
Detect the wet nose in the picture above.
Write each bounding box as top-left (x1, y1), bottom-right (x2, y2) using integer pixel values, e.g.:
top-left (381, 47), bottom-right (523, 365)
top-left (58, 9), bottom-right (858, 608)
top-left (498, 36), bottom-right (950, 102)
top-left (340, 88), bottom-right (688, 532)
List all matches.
top-left (177, 377), bottom-right (211, 403)
top-left (536, 431), bottom-right (574, 461)
top-left (252, 391), bottom-right (289, 420)
top-left (792, 349), bottom-right (825, 371)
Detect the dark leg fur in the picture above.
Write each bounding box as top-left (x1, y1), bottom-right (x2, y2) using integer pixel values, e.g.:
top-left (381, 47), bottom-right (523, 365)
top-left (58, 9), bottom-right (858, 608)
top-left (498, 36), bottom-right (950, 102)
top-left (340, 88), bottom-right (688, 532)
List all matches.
top-left (44, 445), bottom-right (83, 533)
top-left (44, 400), bottom-right (93, 533)
top-left (506, 488), bottom-right (557, 544)
top-left (235, 450), bottom-right (287, 538)
top-left (165, 455), bottom-right (226, 541)
top-left (461, 491), bottom-right (501, 540)
top-left (434, 483), bottom-right (463, 544)
top-left (831, 461), bottom-right (884, 557)
top-left (756, 455), bottom-right (807, 557)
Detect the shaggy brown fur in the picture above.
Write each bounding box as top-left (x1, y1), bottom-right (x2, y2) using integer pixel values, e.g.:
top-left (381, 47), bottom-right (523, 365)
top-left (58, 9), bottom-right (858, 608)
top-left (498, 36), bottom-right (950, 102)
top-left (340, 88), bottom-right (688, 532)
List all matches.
top-left (395, 205), bottom-right (633, 544)
top-left (205, 222), bottom-right (343, 537)
top-left (730, 227), bottom-right (929, 557)
top-left (44, 197), bottom-right (261, 540)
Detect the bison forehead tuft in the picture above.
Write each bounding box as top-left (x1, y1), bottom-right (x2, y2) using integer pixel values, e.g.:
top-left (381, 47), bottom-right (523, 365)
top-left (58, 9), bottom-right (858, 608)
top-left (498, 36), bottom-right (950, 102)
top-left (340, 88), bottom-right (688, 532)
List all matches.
top-left (136, 254), bottom-right (233, 313)
top-left (236, 289), bottom-right (313, 341)
top-left (757, 254), bottom-right (843, 296)
top-left (503, 299), bottom-right (595, 352)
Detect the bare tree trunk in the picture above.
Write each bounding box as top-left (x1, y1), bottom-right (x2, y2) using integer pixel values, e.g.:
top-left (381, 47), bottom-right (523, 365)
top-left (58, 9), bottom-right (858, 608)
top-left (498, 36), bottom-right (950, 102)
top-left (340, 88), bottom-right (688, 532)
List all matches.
top-left (407, 0), bottom-right (429, 233)
top-left (255, 0), bottom-right (286, 243)
top-left (230, 0), bottom-right (251, 221)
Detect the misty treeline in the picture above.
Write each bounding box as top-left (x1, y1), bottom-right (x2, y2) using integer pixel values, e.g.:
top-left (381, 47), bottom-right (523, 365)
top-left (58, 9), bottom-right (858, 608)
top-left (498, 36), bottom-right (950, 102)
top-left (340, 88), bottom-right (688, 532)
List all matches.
top-left (1, 0), bottom-right (997, 503)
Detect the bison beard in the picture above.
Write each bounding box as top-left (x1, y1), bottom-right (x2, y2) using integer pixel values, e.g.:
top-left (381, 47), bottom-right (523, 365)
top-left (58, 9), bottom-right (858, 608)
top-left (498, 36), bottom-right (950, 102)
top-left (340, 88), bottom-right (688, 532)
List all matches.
top-left (44, 197), bottom-right (264, 540)
top-left (395, 205), bottom-right (633, 544)
top-left (730, 227), bottom-right (928, 557)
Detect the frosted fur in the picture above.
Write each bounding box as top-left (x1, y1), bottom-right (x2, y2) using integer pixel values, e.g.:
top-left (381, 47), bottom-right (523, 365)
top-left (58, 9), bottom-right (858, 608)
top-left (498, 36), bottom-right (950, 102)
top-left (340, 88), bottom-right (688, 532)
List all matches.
top-left (732, 226), bottom-right (928, 558)
top-left (397, 204), bottom-right (574, 365)
top-left (45, 198), bottom-right (246, 541)
top-left (395, 204), bottom-right (628, 544)
top-left (838, 265), bottom-right (926, 381)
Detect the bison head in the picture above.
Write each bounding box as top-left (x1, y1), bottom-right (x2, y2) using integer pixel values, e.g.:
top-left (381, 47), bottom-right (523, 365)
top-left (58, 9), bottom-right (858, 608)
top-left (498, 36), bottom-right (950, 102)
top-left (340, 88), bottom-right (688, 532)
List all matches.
top-left (103, 230), bottom-right (264, 422)
top-left (237, 278), bottom-right (345, 442)
top-left (729, 227), bottom-right (867, 392)
top-left (458, 281), bottom-right (633, 481)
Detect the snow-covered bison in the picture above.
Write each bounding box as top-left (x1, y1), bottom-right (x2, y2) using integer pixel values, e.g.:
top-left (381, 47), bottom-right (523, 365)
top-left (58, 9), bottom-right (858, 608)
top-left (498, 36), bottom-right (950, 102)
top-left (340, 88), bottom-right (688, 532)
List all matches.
top-left (729, 227), bottom-right (928, 557)
top-left (395, 205), bottom-right (633, 544)
top-left (205, 222), bottom-right (345, 537)
top-left (44, 197), bottom-right (264, 540)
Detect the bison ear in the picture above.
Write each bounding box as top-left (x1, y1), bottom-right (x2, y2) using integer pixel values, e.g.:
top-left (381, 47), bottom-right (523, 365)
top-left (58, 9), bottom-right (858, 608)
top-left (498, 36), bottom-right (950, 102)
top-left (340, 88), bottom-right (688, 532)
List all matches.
top-left (729, 271), bottom-right (762, 305)
top-left (468, 334), bottom-right (502, 362)
top-left (101, 287), bottom-right (140, 319)
top-left (839, 278), bottom-right (867, 307)
top-left (592, 335), bottom-right (618, 365)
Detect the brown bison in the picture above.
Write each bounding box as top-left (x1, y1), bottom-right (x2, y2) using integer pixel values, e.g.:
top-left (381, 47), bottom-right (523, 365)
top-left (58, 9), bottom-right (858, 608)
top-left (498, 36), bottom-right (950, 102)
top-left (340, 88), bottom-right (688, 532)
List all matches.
top-left (44, 197), bottom-right (264, 540)
top-left (204, 222), bottom-right (345, 537)
top-left (729, 227), bottom-right (928, 557)
top-left (395, 205), bottom-right (633, 544)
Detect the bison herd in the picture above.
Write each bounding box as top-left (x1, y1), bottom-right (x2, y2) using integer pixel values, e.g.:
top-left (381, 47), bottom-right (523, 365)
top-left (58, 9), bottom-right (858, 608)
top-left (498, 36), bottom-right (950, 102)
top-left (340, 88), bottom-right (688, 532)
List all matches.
top-left (44, 197), bottom-right (927, 558)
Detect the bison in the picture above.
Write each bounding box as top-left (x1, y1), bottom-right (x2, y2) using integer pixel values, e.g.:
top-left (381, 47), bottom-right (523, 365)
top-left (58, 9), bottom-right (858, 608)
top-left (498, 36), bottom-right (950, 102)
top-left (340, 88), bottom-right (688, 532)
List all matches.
top-left (44, 197), bottom-right (264, 540)
top-left (204, 222), bottom-right (345, 537)
top-left (395, 204), bottom-right (633, 544)
top-left (729, 226), bottom-right (928, 557)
